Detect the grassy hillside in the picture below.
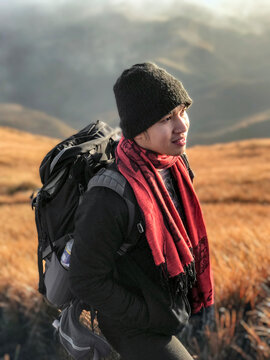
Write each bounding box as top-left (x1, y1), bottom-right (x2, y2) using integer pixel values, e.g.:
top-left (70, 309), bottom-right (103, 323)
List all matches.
top-left (0, 127), bottom-right (270, 359)
top-left (0, 103), bottom-right (75, 139)
top-left (0, 126), bottom-right (59, 205)
top-left (188, 139), bottom-right (270, 310)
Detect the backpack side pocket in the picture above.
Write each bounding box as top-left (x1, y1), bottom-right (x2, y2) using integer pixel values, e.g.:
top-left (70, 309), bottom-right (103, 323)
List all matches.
top-left (44, 251), bottom-right (73, 307)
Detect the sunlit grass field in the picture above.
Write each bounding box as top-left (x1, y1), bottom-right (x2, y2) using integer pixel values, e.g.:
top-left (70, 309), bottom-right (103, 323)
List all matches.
top-left (0, 126), bottom-right (270, 359)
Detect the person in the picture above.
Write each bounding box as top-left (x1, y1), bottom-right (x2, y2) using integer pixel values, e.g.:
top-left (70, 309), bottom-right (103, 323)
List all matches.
top-left (69, 62), bottom-right (214, 360)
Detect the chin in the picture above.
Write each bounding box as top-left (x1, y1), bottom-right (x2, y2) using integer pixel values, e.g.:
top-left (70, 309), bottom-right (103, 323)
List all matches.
top-left (172, 147), bottom-right (186, 156)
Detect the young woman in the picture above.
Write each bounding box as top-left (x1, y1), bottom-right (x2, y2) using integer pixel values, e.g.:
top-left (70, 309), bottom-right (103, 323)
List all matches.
top-left (69, 62), bottom-right (214, 360)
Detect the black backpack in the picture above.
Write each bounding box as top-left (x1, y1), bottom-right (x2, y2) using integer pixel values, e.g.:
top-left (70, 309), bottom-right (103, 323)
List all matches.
top-left (32, 120), bottom-right (144, 359)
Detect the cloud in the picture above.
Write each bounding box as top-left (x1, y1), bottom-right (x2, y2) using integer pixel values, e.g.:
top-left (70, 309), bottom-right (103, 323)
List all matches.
top-left (5, 0), bottom-right (270, 19)
top-left (156, 58), bottom-right (192, 74)
top-left (0, 0), bottom-right (269, 139)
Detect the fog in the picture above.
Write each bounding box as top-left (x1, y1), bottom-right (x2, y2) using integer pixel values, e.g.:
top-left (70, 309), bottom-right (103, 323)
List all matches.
top-left (1, 0), bottom-right (270, 144)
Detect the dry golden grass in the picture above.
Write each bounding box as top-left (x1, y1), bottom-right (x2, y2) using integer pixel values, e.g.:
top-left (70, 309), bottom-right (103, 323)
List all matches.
top-left (203, 203), bottom-right (270, 308)
top-left (188, 139), bottom-right (270, 204)
top-left (0, 126), bottom-right (270, 313)
top-left (0, 127), bottom-right (59, 304)
top-left (0, 203), bottom-right (38, 304)
top-left (1, 127), bottom-right (270, 359)
top-left (0, 126), bottom-right (58, 201)
top-left (187, 139), bottom-right (270, 308)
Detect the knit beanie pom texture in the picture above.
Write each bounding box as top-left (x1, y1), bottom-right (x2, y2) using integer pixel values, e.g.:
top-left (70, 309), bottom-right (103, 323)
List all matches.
top-left (113, 62), bottom-right (192, 139)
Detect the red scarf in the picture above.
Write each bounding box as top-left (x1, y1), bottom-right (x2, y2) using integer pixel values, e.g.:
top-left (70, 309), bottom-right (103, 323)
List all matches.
top-left (115, 137), bottom-right (214, 313)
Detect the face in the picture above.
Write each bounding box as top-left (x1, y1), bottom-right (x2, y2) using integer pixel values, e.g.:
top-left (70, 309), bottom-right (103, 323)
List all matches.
top-left (134, 104), bottom-right (190, 156)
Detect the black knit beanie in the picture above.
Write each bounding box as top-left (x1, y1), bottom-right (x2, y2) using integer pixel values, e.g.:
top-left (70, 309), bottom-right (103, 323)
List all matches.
top-left (113, 62), bottom-right (192, 139)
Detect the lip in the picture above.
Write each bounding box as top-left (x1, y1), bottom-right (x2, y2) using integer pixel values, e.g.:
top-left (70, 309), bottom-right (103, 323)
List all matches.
top-left (172, 137), bottom-right (186, 146)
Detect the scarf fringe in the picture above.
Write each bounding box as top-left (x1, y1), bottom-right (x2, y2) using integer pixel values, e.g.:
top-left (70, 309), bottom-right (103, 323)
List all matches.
top-left (159, 260), bottom-right (197, 304)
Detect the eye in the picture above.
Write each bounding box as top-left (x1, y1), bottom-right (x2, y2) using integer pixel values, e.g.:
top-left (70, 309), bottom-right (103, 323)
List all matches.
top-left (180, 107), bottom-right (187, 116)
top-left (160, 115), bottom-right (172, 123)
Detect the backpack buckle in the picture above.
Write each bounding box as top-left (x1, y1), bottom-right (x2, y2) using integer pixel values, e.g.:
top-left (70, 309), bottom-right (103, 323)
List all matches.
top-left (137, 222), bottom-right (144, 234)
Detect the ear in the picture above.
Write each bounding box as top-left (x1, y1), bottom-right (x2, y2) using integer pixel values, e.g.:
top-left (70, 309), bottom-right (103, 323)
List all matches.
top-left (133, 131), bottom-right (147, 147)
top-left (134, 132), bottom-right (144, 142)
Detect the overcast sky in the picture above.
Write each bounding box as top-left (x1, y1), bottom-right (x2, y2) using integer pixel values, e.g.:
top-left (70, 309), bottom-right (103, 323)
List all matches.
top-left (2, 0), bottom-right (270, 19)
top-left (1, 0), bottom-right (269, 142)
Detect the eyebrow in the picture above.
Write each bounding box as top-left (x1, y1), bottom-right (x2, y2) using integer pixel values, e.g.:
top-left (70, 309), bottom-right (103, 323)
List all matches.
top-left (175, 105), bottom-right (186, 113)
top-left (161, 105), bottom-right (186, 120)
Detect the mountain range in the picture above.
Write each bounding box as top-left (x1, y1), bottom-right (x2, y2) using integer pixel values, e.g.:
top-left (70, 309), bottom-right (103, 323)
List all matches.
top-left (0, 104), bottom-right (74, 139)
top-left (0, 2), bottom-right (269, 144)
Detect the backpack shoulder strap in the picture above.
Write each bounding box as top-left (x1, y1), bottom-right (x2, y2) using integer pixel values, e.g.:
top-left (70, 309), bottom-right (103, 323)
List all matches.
top-left (181, 153), bottom-right (195, 182)
top-left (87, 166), bottom-right (144, 255)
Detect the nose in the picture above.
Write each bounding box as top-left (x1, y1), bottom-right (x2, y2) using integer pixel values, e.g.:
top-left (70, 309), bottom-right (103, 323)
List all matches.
top-left (173, 112), bottom-right (189, 134)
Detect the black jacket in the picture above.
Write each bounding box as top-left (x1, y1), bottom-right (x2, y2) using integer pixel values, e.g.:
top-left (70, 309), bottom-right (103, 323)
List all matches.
top-left (69, 182), bottom-right (191, 336)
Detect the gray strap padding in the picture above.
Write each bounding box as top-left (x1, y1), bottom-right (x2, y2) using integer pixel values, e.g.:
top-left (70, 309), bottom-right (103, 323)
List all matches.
top-left (43, 168), bottom-right (66, 195)
top-left (87, 168), bottom-right (136, 238)
top-left (50, 147), bottom-right (70, 174)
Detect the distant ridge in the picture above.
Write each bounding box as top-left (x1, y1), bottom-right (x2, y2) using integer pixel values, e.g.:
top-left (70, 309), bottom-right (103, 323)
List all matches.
top-left (0, 103), bottom-right (76, 139)
top-left (1, 125), bottom-right (269, 207)
top-left (190, 109), bottom-right (270, 145)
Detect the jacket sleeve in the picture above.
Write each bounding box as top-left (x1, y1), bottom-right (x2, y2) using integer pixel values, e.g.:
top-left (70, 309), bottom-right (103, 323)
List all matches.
top-left (69, 186), bottom-right (150, 330)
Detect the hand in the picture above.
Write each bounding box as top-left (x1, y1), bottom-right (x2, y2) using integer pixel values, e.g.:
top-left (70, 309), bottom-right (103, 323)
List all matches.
top-left (177, 305), bottom-right (216, 349)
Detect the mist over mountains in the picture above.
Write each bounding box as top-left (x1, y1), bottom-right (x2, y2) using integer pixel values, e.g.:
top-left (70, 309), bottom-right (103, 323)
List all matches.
top-left (1, 1), bottom-right (270, 145)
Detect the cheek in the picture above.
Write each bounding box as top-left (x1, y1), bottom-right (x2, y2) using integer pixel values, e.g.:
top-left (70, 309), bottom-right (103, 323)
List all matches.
top-left (153, 127), bottom-right (170, 142)
top-left (147, 122), bottom-right (172, 146)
